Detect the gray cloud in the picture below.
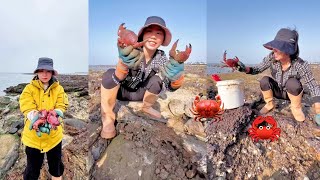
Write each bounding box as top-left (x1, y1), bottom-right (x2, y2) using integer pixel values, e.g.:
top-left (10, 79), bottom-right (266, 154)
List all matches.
top-left (0, 0), bottom-right (88, 74)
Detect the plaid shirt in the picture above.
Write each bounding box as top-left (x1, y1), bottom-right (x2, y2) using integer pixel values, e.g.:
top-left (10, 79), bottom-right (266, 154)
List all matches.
top-left (124, 49), bottom-right (177, 92)
top-left (248, 52), bottom-right (320, 103)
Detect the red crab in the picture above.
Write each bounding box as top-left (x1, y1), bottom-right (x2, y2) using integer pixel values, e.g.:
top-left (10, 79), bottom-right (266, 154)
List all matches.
top-left (190, 95), bottom-right (224, 122)
top-left (169, 39), bottom-right (192, 63)
top-left (47, 110), bottom-right (61, 129)
top-left (118, 23), bottom-right (147, 48)
top-left (211, 74), bottom-right (222, 82)
top-left (248, 116), bottom-right (281, 142)
top-left (221, 50), bottom-right (239, 71)
top-left (32, 110), bottom-right (48, 131)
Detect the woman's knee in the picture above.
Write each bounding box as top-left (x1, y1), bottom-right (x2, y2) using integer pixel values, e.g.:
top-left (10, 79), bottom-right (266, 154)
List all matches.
top-left (285, 78), bottom-right (303, 95)
top-left (259, 76), bottom-right (272, 90)
top-left (101, 69), bottom-right (119, 89)
top-left (147, 75), bottom-right (162, 94)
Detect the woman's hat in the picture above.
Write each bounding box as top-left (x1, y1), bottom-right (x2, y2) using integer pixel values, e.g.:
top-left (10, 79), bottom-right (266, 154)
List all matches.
top-left (263, 28), bottom-right (298, 55)
top-left (137, 16), bottom-right (172, 46)
top-left (34, 57), bottom-right (58, 75)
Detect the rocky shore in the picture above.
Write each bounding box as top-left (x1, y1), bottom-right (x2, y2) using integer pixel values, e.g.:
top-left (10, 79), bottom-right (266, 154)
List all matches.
top-left (2, 63), bottom-right (319, 179)
top-left (88, 65), bottom-right (209, 179)
top-left (1, 75), bottom-right (89, 180)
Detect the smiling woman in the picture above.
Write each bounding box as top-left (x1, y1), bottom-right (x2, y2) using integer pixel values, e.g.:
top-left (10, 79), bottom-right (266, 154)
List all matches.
top-left (100, 16), bottom-right (191, 139)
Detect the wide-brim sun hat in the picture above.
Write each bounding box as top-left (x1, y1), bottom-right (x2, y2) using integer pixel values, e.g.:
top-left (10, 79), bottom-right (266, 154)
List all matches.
top-left (34, 57), bottom-right (58, 75)
top-left (137, 16), bottom-right (172, 46)
top-left (263, 28), bottom-right (298, 55)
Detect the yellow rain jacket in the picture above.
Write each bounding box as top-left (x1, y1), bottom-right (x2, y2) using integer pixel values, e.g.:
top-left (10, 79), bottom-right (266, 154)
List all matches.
top-left (19, 77), bottom-right (68, 153)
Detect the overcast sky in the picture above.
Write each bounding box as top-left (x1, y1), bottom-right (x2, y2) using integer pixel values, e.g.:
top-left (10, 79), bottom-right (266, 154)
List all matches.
top-left (0, 0), bottom-right (88, 74)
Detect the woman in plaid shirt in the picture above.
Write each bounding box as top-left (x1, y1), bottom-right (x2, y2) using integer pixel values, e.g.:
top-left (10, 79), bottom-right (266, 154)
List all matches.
top-left (236, 28), bottom-right (320, 125)
top-left (100, 16), bottom-right (190, 139)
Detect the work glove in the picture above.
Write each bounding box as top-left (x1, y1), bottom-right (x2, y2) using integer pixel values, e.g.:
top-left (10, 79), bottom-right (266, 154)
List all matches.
top-left (161, 57), bottom-right (184, 81)
top-left (54, 109), bottom-right (64, 118)
top-left (37, 125), bottom-right (50, 137)
top-left (235, 61), bottom-right (247, 72)
top-left (27, 110), bottom-right (39, 130)
top-left (118, 44), bottom-right (142, 68)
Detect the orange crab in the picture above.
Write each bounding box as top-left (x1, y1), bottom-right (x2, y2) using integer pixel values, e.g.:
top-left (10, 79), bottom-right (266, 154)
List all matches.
top-left (248, 116), bottom-right (281, 142)
top-left (117, 23), bottom-right (147, 48)
top-left (190, 95), bottom-right (224, 122)
top-left (169, 39), bottom-right (192, 63)
top-left (221, 50), bottom-right (239, 71)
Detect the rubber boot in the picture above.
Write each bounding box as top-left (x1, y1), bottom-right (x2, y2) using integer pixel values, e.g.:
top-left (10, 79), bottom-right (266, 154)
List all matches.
top-left (141, 91), bottom-right (161, 119)
top-left (287, 91), bottom-right (305, 122)
top-left (100, 84), bottom-right (120, 139)
top-left (259, 89), bottom-right (275, 114)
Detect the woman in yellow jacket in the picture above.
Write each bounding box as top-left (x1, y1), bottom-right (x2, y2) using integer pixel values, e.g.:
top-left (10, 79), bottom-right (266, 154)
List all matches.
top-left (19, 57), bottom-right (68, 180)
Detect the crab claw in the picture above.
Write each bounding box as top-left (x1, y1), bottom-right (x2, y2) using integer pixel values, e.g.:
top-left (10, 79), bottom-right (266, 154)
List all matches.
top-left (223, 50), bottom-right (227, 61)
top-left (117, 23), bottom-right (146, 48)
top-left (169, 39), bottom-right (192, 63)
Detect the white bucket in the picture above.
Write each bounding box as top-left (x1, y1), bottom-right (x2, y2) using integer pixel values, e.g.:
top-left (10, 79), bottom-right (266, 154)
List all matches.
top-left (216, 79), bottom-right (244, 109)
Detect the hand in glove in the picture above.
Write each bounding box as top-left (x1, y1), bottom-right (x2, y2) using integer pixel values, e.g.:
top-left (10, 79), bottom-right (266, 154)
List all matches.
top-left (161, 57), bottom-right (184, 81)
top-left (235, 61), bottom-right (248, 72)
top-left (54, 109), bottom-right (64, 118)
top-left (118, 45), bottom-right (143, 68)
top-left (27, 110), bottom-right (39, 130)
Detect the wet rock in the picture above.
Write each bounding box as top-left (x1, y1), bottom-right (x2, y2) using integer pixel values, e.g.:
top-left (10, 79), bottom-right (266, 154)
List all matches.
top-left (0, 107), bottom-right (10, 116)
top-left (186, 164), bottom-right (197, 178)
top-left (93, 134), bottom-right (156, 180)
top-left (159, 169), bottom-right (169, 179)
top-left (167, 118), bottom-right (185, 133)
top-left (8, 121), bottom-right (24, 134)
top-left (62, 135), bottom-right (74, 149)
top-left (0, 134), bottom-right (19, 179)
top-left (63, 118), bottom-right (87, 129)
top-left (168, 99), bottom-right (186, 117)
top-left (4, 83), bottom-right (27, 94)
top-left (184, 119), bottom-right (206, 138)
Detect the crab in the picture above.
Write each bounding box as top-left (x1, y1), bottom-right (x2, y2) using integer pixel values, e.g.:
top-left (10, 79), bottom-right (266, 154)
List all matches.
top-left (47, 109), bottom-right (61, 129)
top-left (211, 74), bottom-right (222, 82)
top-left (169, 39), bottom-right (192, 63)
top-left (190, 95), bottom-right (224, 122)
top-left (117, 23), bottom-right (147, 48)
top-left (32, 110), bottom-right (48, 131)
top-left (221, 50), bottom-right (240, 71)
top-left (248, 116), bottom-right (281, 142)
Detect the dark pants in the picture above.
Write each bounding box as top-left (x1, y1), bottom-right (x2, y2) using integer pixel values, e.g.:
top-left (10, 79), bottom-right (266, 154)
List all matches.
top-left (23, 142), bottom-right (64, 180)
top-left (101, 69), bottom-right (162, 101)
top-left (259, 76), bottom-right (303, 100)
